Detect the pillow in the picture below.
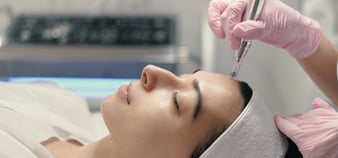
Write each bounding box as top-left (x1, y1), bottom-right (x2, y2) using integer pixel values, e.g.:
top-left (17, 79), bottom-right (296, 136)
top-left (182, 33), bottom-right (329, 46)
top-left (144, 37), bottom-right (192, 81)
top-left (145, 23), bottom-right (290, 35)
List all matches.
top-left (0, 81), bottom-right (93, 132)
top-left (0, 129), bottom-right (38, 158)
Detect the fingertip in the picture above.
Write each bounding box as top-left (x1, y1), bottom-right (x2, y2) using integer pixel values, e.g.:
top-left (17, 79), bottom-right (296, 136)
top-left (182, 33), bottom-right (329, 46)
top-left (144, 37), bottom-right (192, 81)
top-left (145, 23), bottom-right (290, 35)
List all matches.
top-left (312, 97), bottom-right (327, 105)
top-left (212, 27), bottom-right (227, 39)
top-left (274, 115), bottom-right (298, 131)
top-left (227, 34), bottom-right (241, 50)
top-left (274, 115), bottom-right (285, 124)
top-left (217, 33), bottom-right (226, 39)
top-left (312, 97), bottom-right (332, 110)
top-left (274, 116), bottom-right (301, 142)
top-left (216, 33), bottom-right (226, 39)
top-left (274, 116), bottom-right (289, 131)
top-left (232, 41), bottom-right (241, 50)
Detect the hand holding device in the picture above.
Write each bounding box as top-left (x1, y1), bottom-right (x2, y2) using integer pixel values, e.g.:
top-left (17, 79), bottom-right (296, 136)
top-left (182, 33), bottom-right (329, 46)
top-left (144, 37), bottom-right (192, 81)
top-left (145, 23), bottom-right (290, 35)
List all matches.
top-left (208, 0), bottom-right (323, 59)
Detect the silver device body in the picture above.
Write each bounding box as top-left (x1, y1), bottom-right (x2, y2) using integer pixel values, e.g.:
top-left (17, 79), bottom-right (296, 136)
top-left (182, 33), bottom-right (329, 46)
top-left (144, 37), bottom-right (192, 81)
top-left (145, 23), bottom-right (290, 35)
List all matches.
top-left (229, 0), bottom-right (265, 78)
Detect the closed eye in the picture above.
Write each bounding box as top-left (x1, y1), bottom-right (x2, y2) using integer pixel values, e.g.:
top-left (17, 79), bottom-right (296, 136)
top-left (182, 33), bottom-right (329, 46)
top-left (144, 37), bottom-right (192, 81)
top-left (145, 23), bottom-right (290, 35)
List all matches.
top-left (173, 91), bottom-right (180, 114)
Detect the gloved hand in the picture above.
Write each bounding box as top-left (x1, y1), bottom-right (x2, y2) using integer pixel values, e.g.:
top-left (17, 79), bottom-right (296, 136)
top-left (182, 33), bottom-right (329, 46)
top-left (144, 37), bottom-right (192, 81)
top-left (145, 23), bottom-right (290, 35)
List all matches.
top-left (208, 0), bottom-right (323, 59)
top-left (275, 98), bottom-right (338, 158)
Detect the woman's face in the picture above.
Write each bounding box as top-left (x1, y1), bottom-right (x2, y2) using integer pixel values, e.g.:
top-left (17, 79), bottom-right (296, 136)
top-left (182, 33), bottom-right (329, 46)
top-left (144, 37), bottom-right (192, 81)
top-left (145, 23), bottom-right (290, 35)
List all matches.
top-left (101, 65), bottom-right (244, 158)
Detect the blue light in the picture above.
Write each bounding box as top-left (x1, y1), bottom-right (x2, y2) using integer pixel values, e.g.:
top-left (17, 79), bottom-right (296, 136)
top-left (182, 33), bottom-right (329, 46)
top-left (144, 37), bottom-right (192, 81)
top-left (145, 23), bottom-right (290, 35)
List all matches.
top-left (7, 77), bottom-right (138, 98)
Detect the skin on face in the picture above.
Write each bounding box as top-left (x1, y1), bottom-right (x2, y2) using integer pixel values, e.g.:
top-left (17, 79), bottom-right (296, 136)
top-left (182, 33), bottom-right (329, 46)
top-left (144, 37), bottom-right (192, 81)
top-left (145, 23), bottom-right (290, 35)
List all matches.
top-left (100, 65), bottom-right (244, 158)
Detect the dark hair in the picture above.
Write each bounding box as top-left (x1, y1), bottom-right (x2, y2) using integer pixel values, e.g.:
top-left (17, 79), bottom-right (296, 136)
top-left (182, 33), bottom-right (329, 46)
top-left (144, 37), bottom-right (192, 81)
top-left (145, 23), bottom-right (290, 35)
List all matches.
top-left (285, 137), bottom-right (302, 158)
top-left (238, 81), bottom-right (253, 109)
top-left (190, 81), bottom-right (253, 158)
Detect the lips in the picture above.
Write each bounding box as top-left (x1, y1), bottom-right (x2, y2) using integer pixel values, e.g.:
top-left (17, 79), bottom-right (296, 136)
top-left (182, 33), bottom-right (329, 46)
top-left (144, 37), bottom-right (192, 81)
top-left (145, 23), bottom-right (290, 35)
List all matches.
top-left (118, 83), bottom-right (130, 104)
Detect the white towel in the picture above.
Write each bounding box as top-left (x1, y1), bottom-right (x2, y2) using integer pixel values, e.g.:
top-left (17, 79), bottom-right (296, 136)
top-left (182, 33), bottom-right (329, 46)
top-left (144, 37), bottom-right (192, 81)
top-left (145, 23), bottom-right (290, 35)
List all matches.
top-left (200, 91), bottom-right (288, 158)
top-left (0, 129), bottom-right (38, 158)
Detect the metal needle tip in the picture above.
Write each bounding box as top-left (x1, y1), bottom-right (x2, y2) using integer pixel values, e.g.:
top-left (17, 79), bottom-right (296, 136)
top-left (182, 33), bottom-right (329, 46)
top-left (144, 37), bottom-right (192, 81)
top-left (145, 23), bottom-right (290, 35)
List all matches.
top-left (229, 71), bottom-right (237, 79)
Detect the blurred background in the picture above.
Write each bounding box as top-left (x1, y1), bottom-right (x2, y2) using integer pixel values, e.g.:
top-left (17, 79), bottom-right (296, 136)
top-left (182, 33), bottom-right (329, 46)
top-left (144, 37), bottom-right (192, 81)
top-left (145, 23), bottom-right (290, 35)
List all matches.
top-left (0, 0), bottom-right (337, 117)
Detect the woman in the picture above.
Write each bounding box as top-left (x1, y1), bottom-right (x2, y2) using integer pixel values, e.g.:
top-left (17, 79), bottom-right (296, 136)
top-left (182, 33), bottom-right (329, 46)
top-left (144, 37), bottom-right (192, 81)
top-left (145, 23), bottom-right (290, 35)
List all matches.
top-left (1, 64), bottom-right (294, 158)
top-left (208, 0), bottom-right (338, 157)
top-left (1, 65), bottom-right (250, 158)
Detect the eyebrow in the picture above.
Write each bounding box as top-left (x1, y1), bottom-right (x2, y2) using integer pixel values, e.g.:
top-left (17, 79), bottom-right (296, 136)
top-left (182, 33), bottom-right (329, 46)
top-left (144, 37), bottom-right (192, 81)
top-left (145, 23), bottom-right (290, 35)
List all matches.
top-left (193, 79), bottom-right (202, 120)
top-left (192, 69), bottom-right (200, 74)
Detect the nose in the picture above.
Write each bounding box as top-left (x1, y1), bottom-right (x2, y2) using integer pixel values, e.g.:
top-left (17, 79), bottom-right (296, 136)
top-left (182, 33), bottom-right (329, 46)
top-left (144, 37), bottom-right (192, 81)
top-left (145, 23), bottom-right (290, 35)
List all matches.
top-left (141, 65), bottom-right (179, 92)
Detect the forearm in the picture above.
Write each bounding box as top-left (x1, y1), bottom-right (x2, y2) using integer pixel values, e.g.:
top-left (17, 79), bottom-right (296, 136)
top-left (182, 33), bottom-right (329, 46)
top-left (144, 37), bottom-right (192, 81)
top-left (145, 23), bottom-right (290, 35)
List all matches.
top-left (298, 36), bottom-right (338, 106)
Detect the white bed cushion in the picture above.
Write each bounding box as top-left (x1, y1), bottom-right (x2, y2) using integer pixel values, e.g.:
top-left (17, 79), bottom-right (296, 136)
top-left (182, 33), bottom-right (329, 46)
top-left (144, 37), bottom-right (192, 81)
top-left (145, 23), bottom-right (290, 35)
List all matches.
top-left (0, 81), bottom-right (94, 132)
top-left (0, 129), bottom-right (38, 158)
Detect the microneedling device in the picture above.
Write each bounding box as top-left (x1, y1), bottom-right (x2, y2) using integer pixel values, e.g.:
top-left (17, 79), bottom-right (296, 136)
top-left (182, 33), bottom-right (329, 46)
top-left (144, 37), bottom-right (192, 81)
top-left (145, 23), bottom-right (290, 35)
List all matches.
top-left (229, 0), bottom-right (265, 78)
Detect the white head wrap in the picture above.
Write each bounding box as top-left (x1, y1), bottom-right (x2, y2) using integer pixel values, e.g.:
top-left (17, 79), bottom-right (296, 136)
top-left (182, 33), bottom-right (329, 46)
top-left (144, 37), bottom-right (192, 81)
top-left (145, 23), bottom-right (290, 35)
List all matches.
top-left (200, 91), bottom-right (288, 158)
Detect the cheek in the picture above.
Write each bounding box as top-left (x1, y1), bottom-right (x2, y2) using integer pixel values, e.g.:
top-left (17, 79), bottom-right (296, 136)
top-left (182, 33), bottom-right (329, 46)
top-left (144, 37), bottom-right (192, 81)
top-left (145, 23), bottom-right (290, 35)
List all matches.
top-left (101, 92), bottom-right (178, 135)
top-left (126, 109), bottom-right (187, 152)
top-left (100, 94), bottom-right (127, 132)
top-left (132, 90), bottom-right (175, 124)
top-left (101, 93), bottom-right (197, 156)
top-left (132, 98), bottom-right (175, 132)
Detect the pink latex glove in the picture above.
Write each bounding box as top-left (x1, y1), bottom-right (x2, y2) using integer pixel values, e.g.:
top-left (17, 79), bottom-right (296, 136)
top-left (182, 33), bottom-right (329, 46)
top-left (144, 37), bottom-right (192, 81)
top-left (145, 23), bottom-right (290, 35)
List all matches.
top-left (208, 0), bottom-right (323, 59)
top-left (275, 98), bottom-right (338, 158)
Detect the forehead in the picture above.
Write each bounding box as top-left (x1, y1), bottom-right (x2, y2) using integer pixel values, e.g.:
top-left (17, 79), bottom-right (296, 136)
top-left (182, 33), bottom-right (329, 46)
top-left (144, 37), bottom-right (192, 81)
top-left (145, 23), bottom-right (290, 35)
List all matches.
top-left (193, 71), bottom-right (240, 96)
top-left (191, 71), bottom-right (243, 122)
